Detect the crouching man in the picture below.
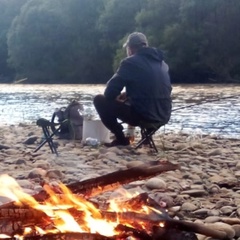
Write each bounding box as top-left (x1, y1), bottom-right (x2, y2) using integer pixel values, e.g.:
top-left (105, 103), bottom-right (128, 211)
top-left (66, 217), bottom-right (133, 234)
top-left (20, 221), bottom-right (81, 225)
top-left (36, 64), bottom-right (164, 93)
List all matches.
top-left (93, 32), bottom-right (172, 147)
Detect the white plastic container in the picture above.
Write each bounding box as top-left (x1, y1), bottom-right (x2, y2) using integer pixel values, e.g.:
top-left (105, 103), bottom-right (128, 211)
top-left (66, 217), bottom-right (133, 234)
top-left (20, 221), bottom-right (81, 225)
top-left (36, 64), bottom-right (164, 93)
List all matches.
top-left (82, 119), bottom-right (110, 143)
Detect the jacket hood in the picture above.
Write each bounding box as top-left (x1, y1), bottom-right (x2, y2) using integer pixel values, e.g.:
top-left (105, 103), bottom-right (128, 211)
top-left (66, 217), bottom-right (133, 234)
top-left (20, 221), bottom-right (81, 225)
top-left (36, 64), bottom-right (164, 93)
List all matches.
top-left (137, 47), bottom-right (164, 62)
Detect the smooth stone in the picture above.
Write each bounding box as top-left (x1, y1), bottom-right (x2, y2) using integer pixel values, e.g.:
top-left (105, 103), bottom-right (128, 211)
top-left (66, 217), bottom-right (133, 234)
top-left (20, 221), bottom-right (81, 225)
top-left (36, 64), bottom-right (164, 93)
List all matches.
top-left (237, 208), bottom-right (240, 216)
top-left (145, 178), bottom-right (166, 190)
top-left (0, 144), bottom-right (10, 150)
top-left (28, 168), bottom-right (47, 179)
top-left (207, 209), bottom-right (220, 216)
top-left (235, 171), bottom-right (240, 177)
top-left (207, 184), bottom-right (221, 194)
top-left (45, 169), bottom-right (63, 179)
top-left (206, 222), bottom-right (235, 239)
top-left (220, 206), bottom-right (236, 215)
top-left (232, 225), bottom-right (240, 237)
top-left (23, 136), bottom-right (38, 144)
top-left (190, 184), bottom-right (204, 190)
top-left (204, 216), bottom-right (220, 223)
top-left (192, 208), bottom-right (210, 217)
top-left (215, 200), bottom-right (234, 209)
top-left (236, 162), bottom-right (240, 170)
top-left (126, 161), bottom-right (143, 168)
top-left (221, 217), bottom-right (240, 225)
top-left (181, 202), bottom-right (198, 211)
top-left (33, 161), bottom-right (51, 170)
top-left (15, 159), bottom-right (27, 165)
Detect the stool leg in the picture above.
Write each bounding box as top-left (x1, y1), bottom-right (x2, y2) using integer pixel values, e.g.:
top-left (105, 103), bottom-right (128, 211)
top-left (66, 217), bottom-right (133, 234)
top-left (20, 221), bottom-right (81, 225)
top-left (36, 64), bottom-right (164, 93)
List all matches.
top-left (34, 126), bottom-right (59, 156)
top-left (43, 127), bottom-right (58, 155)
top-left (135, 128), bottom-right (149, 149)
top-left (147, 133), bottom-right (158, 153)
top-left (135, 129), bottom-right (158, 153)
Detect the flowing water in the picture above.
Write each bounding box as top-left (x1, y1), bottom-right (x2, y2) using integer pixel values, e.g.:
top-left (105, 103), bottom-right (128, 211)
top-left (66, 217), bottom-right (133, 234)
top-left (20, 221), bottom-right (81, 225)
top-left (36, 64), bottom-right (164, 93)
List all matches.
top-left (0, 83), bottom-right (240, 139)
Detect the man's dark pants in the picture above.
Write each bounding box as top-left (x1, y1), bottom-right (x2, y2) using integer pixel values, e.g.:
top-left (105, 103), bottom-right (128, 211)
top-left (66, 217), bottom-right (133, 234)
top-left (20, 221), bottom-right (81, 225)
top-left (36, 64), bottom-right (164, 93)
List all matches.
top-left (93, 94), bottom-right (142, 140)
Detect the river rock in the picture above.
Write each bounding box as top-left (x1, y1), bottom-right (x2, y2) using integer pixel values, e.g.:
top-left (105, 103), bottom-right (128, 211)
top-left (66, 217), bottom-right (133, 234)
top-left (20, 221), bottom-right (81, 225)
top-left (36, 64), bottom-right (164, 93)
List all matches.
top-left (23, 136), bottom-right (38, 145)
top-left (145, 177), bottom-right (167, 190)
top-left (232, 224), bottom-right (240, 238)
top-left (28, 168), bottom-right (47, 179)
top-left (0, 144), bottom-right (9, 150)
top-left (181, 202), bottom-right (198, 211)
top-left (205, 222), bottom-right (235, 239)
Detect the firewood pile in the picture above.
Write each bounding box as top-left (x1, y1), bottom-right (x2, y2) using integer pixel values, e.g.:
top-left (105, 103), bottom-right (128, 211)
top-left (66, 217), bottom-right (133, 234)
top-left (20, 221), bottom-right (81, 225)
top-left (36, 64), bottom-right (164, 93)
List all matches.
top-left (0, 161), bottom-right (230, 240)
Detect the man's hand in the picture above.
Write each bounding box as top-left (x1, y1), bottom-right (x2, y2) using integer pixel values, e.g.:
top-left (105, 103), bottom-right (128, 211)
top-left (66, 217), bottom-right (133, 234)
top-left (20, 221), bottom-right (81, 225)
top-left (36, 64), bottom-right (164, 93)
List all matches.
top-left (116, 92), bottom-right (127, 102)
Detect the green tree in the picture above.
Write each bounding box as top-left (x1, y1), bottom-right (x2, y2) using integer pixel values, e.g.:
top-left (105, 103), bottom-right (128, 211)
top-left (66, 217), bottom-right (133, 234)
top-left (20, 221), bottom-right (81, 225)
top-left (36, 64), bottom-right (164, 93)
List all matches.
top-left (98, 0), bottom-right (147, 73)
top-left (0, 0), bottom-right (28, 82)
top-left (7, 0), bottom-right (109, 83)
top-left (136, 0), bottom-right (181, 46)
top-left (161, 0), bottom-right (213, 82)
top-left (199, 0), bottom-right (240, 82)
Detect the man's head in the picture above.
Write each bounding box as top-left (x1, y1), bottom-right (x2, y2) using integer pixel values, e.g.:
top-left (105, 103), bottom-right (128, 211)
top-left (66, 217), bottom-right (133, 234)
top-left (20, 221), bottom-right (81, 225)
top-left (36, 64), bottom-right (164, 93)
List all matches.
top-left (123, 32), bottom-right (148, 56)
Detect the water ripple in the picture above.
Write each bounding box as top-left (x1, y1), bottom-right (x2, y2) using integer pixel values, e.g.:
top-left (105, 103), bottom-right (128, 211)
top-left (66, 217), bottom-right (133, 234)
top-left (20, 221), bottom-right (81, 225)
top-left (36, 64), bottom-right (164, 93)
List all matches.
top-left (0, 84), bottom-right (240, 139)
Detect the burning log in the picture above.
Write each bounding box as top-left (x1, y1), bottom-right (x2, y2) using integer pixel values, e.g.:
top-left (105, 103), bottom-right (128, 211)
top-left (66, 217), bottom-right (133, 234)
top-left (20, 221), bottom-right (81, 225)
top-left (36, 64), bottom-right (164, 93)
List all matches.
top-left (66, 160), bottom-right (179, 197)
top-left (0, 233), bottom-right (115, 240)
top-left (0, 201), bottom-right (227, 239)
top-left (0, 161), bottom-right (178, 209)
top-left (103, 212), bottom-right (227, 239)
top-left (115, 224), bottom-right (152, 239)
top-left (29, 160), bottom-right (178, 202)
top-left (0, 208), bottom-right (46, 220)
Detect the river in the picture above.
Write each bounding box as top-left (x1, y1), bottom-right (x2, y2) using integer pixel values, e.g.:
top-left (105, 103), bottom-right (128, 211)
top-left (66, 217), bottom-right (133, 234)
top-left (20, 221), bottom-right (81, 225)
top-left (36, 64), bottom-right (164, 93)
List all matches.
top-left (0, 83), bottom-right (239, 139)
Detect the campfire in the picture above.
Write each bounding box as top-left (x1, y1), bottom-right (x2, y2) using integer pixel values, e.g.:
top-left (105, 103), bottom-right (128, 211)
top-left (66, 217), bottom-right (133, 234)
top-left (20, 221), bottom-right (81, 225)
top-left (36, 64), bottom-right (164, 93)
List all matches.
top-left (0, 161), bottom-right (228, 240)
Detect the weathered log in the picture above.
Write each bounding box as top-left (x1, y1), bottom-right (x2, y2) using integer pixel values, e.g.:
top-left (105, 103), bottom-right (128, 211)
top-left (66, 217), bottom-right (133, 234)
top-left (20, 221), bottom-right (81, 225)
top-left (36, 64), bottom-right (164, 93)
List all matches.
top-left (32, 161), bottom-right (178, 202)
top-left (119, 211), bottom-right (228, 240)
top-left (98, 211), bottom-right (227, 240)
top-left (67, 161), bottom-right (179, 197)
top-left (152, 226), bottom-right (198, 240)
top-left (0, 161), bottom-right (178, 210)
top-left (165, 219), bottom-right (227, 240)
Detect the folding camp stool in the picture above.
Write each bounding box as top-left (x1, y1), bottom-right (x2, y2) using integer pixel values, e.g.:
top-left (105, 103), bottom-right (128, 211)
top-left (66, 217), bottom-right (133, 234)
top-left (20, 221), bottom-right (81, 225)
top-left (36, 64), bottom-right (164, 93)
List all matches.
top-left (135, 121), bottom-right (163, 153)
top-left (34, 118), bottom-right (63, 156)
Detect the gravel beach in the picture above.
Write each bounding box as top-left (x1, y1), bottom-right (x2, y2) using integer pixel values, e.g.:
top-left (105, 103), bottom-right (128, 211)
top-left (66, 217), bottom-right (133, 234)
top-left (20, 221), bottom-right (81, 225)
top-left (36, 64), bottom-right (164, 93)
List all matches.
top-left (0, 123), bottom-right (240, 239)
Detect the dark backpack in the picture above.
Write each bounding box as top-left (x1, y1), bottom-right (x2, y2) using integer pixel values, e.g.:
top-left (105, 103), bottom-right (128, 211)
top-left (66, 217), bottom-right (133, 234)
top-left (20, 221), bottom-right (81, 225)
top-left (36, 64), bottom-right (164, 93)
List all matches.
top-left (51, 100), bottom-right (84, 140)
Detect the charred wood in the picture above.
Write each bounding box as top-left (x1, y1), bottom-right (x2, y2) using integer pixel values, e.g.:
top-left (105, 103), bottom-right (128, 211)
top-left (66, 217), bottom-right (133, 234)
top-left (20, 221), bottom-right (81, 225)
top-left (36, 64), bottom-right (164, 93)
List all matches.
top-left (67, 161), bottom-right (179, 197)
top-left (0, 206), bottom-right (228, 240)
top-left (152, 226), bottom-right (198, 240)
top-left (0, 233), bottom-right (115, 240)
top-left (0, 208), bottom-right (47, 220)
top-left (100, 211), bottom-right (228, 240)
top-left (115, 224), bottom-right (152, 240)
top-left (0, 161), bottom-right (178, 210)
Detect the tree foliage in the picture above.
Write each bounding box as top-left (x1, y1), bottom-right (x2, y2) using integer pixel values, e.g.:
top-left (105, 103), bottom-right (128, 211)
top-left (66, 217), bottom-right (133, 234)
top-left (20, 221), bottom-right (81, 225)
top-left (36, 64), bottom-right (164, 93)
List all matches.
top-left (0, 0), bottom-right (239, 83)
top-left (0, 0), bottom-right (28, 81)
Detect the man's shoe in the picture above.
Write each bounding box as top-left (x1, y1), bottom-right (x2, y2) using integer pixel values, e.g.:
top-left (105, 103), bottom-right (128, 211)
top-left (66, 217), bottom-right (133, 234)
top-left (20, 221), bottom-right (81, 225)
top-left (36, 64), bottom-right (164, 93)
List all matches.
top-left (104, 138), bottom-right (130, 147)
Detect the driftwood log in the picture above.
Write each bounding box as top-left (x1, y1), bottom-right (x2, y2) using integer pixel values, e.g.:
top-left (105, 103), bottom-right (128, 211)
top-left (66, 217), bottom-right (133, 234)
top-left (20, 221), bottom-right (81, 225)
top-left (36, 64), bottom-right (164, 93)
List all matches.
top-left (33, 160), bottom-right (179, 201)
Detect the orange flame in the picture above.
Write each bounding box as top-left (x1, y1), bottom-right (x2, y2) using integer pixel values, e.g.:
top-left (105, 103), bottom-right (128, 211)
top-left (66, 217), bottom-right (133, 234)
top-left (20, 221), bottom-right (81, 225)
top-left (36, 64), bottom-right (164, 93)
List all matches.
top-left (0, 174), bottom-right (162, 238)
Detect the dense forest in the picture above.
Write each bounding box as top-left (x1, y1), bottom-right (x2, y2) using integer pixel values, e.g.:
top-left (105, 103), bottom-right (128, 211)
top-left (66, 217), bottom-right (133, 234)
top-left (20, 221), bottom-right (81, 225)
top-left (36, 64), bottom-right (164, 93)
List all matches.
top-left (0, 0), bottom-right (240, 84)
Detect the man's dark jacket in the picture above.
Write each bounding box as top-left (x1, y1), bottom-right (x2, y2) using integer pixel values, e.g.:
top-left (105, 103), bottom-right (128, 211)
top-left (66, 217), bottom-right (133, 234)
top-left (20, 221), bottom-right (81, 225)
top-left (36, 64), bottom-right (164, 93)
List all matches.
top-left (104, 47), bottom-right (172, 124)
